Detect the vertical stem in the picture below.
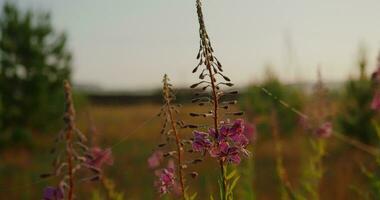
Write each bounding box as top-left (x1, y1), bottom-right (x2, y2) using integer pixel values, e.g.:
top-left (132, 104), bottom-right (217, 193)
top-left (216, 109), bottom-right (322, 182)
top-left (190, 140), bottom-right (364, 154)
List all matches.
top-left (64, 81), bottom-right (75, 200)
top-left (196, 1), bottom-right (227, 198)
top-left (271, 110), bottom-right (295, 199)
top-left (163, 76), bottom-right (186, 199)
top-left (220, 160), bottom-right (227, 200)
top-left (167, 104), bottom-right (186, 199)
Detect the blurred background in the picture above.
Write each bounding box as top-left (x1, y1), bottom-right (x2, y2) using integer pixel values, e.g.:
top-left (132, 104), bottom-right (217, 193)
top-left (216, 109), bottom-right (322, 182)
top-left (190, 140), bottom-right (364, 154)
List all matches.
top-left (1, 0), bottom-right (380, 199)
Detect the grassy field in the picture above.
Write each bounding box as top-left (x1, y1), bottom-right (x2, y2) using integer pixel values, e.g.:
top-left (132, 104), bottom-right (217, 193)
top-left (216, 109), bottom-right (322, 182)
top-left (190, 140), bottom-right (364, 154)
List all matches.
top-left (0, 103), bottom-right (373, 199)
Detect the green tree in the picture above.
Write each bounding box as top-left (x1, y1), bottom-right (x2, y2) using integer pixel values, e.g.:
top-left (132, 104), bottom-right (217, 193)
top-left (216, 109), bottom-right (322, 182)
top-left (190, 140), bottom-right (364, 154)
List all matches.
top-left (337, 48), bottom-right (377, 144)
top-left (241, 68), bottom-right (304, 137)
top-left (0, 2), bottom-right (71, 135)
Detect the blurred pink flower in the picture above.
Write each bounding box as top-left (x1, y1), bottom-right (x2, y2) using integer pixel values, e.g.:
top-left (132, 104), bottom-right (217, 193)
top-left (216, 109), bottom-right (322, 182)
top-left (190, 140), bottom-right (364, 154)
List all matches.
top-left (155, 161), bottom-right (176, 195)
top-left (43, 186), bottom-right (64, 200)
top-left (148, 150), bottom-right (163, 169)
top-left (314, 122), bottom-right (332, 138)
top-left (243, 121), bottom-right (257, 142)
top-left (192, 130), bottom-right (212, 152)
top-left (371, 91), bottom-right (380, 111)
top-left (86, 147), bottom-right (113, 169)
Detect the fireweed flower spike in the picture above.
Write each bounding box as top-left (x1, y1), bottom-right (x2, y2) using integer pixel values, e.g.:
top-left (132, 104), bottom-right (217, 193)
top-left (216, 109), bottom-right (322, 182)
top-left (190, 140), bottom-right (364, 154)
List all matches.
top-left (41, 81), bottom-right (107, 200)
top-left (149, 74), bottom-right (196, 199)
top-left (190, 1), bottom-right (249, 199)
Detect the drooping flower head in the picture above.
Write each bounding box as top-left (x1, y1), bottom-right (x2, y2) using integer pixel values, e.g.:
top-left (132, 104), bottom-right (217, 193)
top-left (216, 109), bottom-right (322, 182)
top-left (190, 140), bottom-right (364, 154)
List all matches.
top-left (43, 186), bottom-right (64, 200)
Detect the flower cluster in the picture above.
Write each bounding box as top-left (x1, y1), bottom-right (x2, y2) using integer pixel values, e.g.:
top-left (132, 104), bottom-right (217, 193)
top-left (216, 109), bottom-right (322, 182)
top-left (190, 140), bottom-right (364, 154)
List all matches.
top-left (192, 119), bottom-right (251, 164)
top-left (155, 162), bottom-right (176, 195)
top-left (149, 156), bottom-right (179, 196)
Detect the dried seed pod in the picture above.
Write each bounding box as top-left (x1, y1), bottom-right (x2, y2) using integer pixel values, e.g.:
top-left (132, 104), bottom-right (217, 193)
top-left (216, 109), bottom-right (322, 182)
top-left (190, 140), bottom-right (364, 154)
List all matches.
top-left (158, 143), bottom-right (166, 147)
top-left (40, 173), bottom-right (54, 179)
top-left (190, 113), bottom-right (200, 117)
top-left (192, 159), bottom-right (203, 164)
top-left (190, 172), bottom-right (199, 178)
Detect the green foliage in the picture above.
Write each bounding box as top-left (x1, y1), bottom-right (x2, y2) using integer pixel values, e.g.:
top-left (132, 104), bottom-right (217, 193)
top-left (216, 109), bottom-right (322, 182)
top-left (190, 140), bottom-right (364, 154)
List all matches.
top-left (355, 121), bottom-right (380, 199)
top-left (0, 2), bottom-right (71, 134)
top-left (184, 187), bottom-right (197, 200)
top-left (336, 55), bottom-right (377, 144)
top-left (241, 71), bottom-right (303, 137)
top-left (299, 139), bottom-right (326, 200)
top-left (217, 166), bottom-right (240, 200)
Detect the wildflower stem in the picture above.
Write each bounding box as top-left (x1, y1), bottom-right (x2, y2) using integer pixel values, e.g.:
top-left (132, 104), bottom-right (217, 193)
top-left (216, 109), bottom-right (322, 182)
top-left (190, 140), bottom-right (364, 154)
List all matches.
top-left (271, 110), bottom-right (295, 199)
top-left (63, 80), bottom-right (75, 200)
top-left (163, 75), bottom-right (186, 198)
top-left (168, 103), bottom-right (186, 198)
top-left (220, 161), bottom-right (227, 200)
top-left (196, 1), bottom-right (228, 199)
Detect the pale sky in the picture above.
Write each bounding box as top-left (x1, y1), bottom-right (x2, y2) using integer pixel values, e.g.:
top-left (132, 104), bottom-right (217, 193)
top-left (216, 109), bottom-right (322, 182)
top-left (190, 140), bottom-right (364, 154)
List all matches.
top-left (5, 0), bottom-right (380, 90)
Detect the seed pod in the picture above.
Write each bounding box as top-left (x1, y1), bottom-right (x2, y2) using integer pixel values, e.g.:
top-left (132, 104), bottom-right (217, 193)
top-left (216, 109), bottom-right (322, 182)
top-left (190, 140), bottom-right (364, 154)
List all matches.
top-left (233, 111), bottom-right (244, 116)
top-left (190, 172), bottom-right (199, 178)
top-left (192, 159), bottom-right (203, 164)
top-left (40, 173), bottom-right (53, 179)
top-left (158, 143), bottom-right (166, 147)
top-left (190, 113), bottom-right (200, 117)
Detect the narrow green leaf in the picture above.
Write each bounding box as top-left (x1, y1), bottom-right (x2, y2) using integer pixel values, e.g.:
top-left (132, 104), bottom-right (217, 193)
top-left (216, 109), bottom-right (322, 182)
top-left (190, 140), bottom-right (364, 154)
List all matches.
top-left (226, 170), bottom-right (237, 180)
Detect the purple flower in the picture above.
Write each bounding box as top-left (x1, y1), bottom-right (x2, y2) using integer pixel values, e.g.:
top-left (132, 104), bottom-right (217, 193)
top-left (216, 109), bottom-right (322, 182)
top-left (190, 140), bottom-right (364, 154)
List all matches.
top-left (210, 142), bottom-right (241, 164)
top-left (86, 147), bottom-right (113, 169)
top-left (148, 150), bottom-right (163, 169)
top-left (230, 119), bottom-right (244, 136)
top-left (243, 121), bottom-right (257, 142)
top-left (231, 133), bottom-right (249, 148)
top-left (314, 121), bottom-right (332, 138)
top-left (371, 91), bottom-right (380, 111)
top-left (192, 119), bottom-right (251, 165)
top-left (192, 131), bottom-right (212, 152)
top-left (155, 162), bottom-right (176, 195)
top-left (43, 186), bottom-right (64, 200)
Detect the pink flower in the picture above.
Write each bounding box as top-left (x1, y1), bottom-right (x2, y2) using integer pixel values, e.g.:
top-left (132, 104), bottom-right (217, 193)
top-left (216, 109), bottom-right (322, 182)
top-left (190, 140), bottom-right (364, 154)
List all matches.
top-left (43, 186), bottom-right (64, 200)
top-left (371, 91), bottom-right (380, 111)
top-left (86, 147), bottom-right (113, 169)
top-left (192, 119), bottom-right (251, 165)
top-left (371, 67), bottom-right (380, 84)
top-left (314, 122), bottom-right (332, 138)
top-left (243, 121), bottom-right (257, 142)
top-left (230, 119), bottom-right (244, 135)
top-left (192, 131), bottom-right (212, 152)
top-left (210, 142), bottom-right (241, 164)
top-left (155, 161), bottom-right (176, 195)
top-left (148, 150), bottom-right (163, 169)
